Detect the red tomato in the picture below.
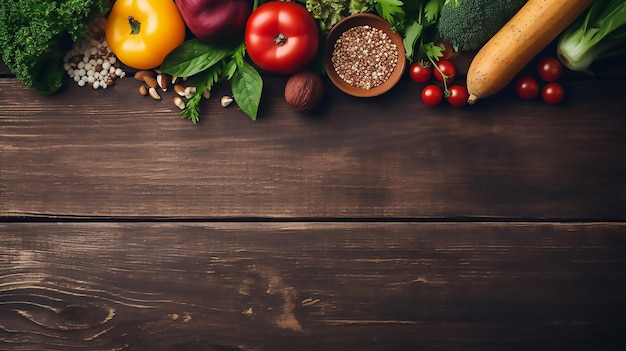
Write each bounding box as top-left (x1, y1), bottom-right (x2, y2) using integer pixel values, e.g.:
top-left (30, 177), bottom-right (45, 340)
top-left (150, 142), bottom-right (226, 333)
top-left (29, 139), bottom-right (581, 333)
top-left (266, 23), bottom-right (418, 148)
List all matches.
top-left (537, 57), bottom-right (563, 82)
top-left (447, 85), bottom-right (469, 107)
top-left (421, 85), bottom-right (443, 106)
top-left (542, 82), bottom-right (564, 104)
top-left (409, 61), bottom-right (432, 84)
top-left (515, 75), bottom-right (539, 100)
top-left (435, 41), bottom-right (456, 60)
top-left (244, 1), bottom-right (319, 74)
top-left (433, 59), bottom-right (456, 83)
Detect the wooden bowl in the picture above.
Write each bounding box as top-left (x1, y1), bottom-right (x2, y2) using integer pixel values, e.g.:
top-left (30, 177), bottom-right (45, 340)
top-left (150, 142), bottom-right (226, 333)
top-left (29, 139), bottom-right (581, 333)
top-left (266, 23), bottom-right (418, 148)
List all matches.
top-left (324, 13), bottom-right (406, 98)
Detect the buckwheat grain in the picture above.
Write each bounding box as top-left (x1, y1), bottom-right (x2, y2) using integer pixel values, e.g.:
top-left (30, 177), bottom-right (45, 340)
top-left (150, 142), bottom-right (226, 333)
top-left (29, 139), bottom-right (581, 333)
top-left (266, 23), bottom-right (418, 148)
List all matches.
top-left (331, 25), bottom-right (398, 90)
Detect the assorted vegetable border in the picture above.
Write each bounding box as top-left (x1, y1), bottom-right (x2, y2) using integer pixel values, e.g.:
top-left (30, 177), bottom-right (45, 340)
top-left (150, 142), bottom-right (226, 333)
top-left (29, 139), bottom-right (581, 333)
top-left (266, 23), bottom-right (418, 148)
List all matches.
top-left (1, 0), bottom-right (624, 124)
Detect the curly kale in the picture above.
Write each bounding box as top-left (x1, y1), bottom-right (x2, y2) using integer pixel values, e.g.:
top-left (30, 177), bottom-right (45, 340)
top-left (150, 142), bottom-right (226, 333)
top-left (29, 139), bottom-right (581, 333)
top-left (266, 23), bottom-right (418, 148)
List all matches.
top-left (0, 0), bottom-right (111, 95)
top-left (436, 0), bottom-right (527, 52)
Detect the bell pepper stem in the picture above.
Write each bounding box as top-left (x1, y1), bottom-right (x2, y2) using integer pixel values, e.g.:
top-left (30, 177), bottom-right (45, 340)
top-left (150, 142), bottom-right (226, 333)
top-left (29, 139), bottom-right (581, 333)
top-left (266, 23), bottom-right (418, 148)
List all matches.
top-left (128, 16), bottom-right (141, 35)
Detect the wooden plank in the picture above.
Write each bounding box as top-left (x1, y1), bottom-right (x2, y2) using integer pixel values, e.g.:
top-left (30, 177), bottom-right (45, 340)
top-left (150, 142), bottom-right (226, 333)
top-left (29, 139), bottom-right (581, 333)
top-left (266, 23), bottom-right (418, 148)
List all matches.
top-left (1, 222), bottom-right (624, 350)
top-left (2, 74), bottom-right (625, 219)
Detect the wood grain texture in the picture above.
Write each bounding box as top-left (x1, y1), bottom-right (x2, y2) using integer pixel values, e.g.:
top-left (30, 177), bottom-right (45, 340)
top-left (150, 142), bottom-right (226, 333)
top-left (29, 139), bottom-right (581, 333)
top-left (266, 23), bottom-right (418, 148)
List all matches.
top-left (2, 75), bottom-right (625, 219)
top-left (1, 222), bottom-right (625, 351)
top-left (2, 33), bottom-right (626, 351)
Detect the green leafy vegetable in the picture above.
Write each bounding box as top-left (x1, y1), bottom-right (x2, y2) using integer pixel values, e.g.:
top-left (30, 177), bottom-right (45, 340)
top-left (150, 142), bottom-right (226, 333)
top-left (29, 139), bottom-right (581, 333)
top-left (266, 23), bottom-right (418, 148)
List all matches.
top-left (396, 0), bottom-right (444, 62)
top-left (403, 21), bottom-right (423, 60)
top-left (0, 0), bottom-right (112, 94)
top-left (180, 63), bottom-right (223, 124)
top-left (161, 41), bottom-right (263, 124)
top-left (159, 39), bottom-right (234, 78)
top-left (375, 0), bottom-right (405, 26)
top-left (299, 0), bottom-right (377, 33)
top-left (423, 0), bottom-right (444, 23)
top-left (349, 0), bottom-right (377, 14)
top-left (232, 61), bottom-right (263, 121)
top-left (557, 0), bottom-right (626, 72)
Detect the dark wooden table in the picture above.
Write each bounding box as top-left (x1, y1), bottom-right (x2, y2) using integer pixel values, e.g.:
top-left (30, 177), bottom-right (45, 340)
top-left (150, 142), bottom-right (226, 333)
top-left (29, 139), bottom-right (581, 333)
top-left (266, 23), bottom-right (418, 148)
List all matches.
top-left (1, 51), bottom-right (625, 351)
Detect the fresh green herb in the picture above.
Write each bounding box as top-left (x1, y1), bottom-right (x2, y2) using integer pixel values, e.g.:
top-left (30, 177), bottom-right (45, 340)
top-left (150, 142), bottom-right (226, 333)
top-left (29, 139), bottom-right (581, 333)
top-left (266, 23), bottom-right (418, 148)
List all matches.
top-left (180, 62), bottom-right (223, 124)
top-left (379, 0), bottom-right (444, 62)
top-left (231, 61), bottom-right (263, 121)
top-left (224, 41), bottom-right (247, 80)
top-left (423, 0), bottom-right (444, 23)
top-left (557, 0), bottom-right (626, 72)
top-left (350, 0), bottom-right (377, 14)
top-left (159, 39), bottom-right (235, 78)
top-left (0, 0), bottom-right (112, 95)
top-left (161, 40), bottom-right (263, 124)
top-left (402, 21), bottom-right (423, 60)
top-left (375, 0), bottom-right (405, 28)
top-left (299, 0), bottom-right (377, 33)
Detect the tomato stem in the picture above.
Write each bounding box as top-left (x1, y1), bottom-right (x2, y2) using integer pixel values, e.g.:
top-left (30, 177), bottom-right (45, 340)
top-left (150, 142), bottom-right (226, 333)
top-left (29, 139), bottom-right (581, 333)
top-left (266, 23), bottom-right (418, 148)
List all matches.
top-left (273, 33), bottom-right (287, 46)
top-left (427, 54), bottom-right (450, 97)
top-left (128, 16), bottom-right (141, 35)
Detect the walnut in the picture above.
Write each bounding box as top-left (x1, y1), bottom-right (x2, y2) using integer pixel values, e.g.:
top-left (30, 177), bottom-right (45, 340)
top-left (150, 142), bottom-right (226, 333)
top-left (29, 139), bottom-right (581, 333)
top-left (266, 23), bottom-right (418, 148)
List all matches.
top-left (284, 71), bottom-right (324, 112)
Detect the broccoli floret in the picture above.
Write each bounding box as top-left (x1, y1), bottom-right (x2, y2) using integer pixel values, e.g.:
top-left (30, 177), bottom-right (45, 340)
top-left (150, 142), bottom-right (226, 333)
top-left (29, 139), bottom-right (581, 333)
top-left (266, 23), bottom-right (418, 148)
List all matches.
top-left (0, 0), bottom-right (111, 95)
top-left (437, 0), bottom-right (527, 52)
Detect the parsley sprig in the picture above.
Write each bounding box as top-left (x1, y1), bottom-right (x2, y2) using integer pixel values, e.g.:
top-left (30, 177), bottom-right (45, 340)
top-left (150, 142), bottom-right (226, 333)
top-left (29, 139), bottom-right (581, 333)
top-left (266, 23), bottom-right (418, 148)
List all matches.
top-left (375, 0), bottom-right (453, 95)
top-left (376, 0), bottom-right (445, 62)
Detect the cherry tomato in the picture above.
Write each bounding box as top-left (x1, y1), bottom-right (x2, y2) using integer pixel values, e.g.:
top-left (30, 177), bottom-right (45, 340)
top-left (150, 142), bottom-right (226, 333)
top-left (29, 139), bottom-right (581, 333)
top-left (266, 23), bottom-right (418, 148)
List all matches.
top-left (435, 41), bottom-right (456, 60)
top-left (542, 82), bottom-right (564, 104)
top-left (537, 57), bottom-right (563, 82)
top-left (244, 1), bottom-right (319, 75)
top-left (515, 75), bottom-right (539, 100)
top-left (409, 61), bottom-right (432, 84)
top-left (421, 85), bottom-right (443, 106)
top-left (433, 59), bottom-right (456, 83)
top-left (447, 85), bottom-right (469, 107)
top-left (105, 0), bottom-right (186, 70)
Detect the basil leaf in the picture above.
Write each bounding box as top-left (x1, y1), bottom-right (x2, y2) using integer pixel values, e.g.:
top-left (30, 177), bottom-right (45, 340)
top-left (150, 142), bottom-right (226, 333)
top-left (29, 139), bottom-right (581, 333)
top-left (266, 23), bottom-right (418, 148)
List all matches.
top-left (160, 39), bottom-right (232, 77)
top-left (231, 61), bottom-right (263, 121)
